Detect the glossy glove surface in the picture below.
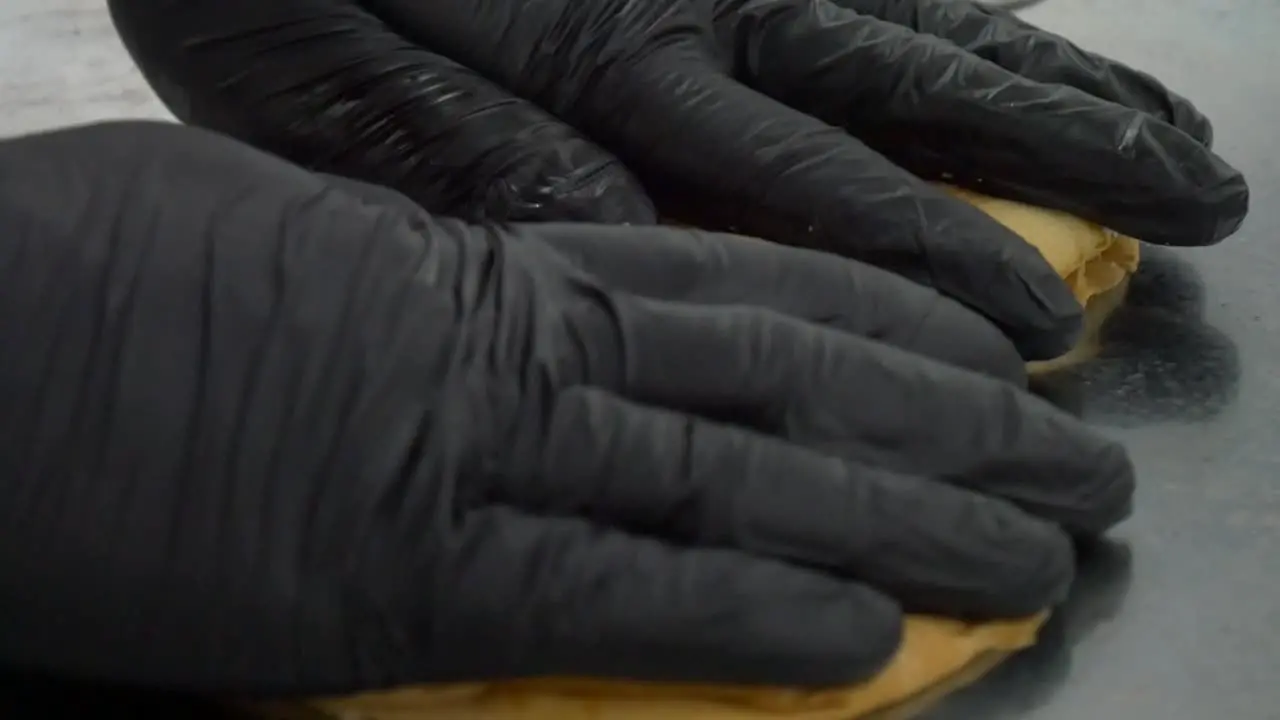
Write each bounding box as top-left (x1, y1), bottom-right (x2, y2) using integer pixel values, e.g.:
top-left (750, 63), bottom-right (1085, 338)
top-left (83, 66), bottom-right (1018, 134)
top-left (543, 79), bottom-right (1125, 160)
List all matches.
top-left (106, 0), bottom-right (1249, 361)
top-left (0, 122), bottom-right (1134, 696)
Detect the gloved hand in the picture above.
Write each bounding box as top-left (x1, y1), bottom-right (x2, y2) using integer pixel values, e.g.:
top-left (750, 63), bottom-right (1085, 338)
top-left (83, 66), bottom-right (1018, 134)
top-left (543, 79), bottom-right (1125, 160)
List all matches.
top-left (0, 121), bottom-right (1133, 696)
top-left (107, 0), bottom-right (1249, 362)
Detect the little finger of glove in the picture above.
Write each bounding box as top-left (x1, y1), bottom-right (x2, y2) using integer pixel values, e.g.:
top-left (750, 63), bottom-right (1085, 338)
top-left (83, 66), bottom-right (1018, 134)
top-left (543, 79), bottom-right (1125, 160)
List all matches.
top-left (434, 504), bottom-right (904, 687)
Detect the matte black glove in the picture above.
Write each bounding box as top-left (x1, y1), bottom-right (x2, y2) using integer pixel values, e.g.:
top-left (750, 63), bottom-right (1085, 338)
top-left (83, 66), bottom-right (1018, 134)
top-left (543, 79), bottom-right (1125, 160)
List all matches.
top-left (0, 121), bottom-right (1133, 696)
top-left (107, 0), bottom-right (1249, 362)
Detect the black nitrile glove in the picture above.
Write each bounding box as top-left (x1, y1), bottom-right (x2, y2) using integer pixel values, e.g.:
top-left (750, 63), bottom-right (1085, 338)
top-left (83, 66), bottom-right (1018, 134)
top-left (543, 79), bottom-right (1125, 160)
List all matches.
top-left (107, 0), bottom-right (1249, 361)
top-left (0, 121), bottom-right (1134, 696)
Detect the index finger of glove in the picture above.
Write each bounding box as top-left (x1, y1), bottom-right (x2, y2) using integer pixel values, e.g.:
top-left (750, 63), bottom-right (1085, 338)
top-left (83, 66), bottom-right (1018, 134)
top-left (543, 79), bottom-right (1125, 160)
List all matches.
top-left (834, 0), bottom-right (1214, 145)
top-left (529, 222), bottom-right (1025, 382)
top-left (736, 4), bottom-right (1248, 247)
top-left (442, 506), bottom-right (903, 687)
top-left (613, 296), bottom-right (1135, 536)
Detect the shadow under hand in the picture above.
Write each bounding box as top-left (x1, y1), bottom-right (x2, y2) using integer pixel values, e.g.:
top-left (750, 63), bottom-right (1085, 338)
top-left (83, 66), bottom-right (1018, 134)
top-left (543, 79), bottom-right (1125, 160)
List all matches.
top-left (0, 666), bottom-right (239, 720)
top-left (919, 540), bottom-right (1135, 719)
top-left (1030, 247), bottom-right (1241, 426)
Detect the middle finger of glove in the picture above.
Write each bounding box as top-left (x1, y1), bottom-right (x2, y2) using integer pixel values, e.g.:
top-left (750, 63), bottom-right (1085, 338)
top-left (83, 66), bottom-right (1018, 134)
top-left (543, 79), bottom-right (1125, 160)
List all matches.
top-left (608, 295), bottom-right (1135, 536)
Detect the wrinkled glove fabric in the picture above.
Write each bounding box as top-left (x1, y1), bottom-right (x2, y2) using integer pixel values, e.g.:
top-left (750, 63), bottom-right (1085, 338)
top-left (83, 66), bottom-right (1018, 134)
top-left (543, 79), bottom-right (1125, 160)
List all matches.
top-left (248, 194), bottom-right (1136, 720)
top-left (2, 122), bottom-right (1139, 707)
top-left (105, 0), bottom-right (1248, 362)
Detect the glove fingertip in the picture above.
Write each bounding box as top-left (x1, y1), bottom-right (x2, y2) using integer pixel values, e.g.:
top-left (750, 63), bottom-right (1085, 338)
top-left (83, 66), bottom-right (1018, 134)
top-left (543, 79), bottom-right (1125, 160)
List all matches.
top-left (952, 511), bottom-right (1077, 619)
top-left (1175, 105), bottom-right (1215, 149)
top-left (1196, 169), bottom-right (1250, 247)
top-left (1006, 296), bottom-right (1084, 364)
top-left (774, 581), bottom-right (905, 687)
top-left (698, 556), bottom-right (906, 687)
top-left (1128, 119), bottom-right (1248, 247)
top-left (1064, 438), bottom-right (1137, 538)
top-left (913, 295), bottom-right (1029, 386)
top-left (1019, 522), bottom-right (1077, 613)
top-left (836, 598), bottom-right (904, 686)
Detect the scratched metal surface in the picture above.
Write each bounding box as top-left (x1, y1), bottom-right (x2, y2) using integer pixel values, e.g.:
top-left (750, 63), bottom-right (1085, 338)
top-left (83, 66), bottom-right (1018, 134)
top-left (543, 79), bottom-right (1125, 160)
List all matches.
top-left (0, 0), bottom-right (1278, 718)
